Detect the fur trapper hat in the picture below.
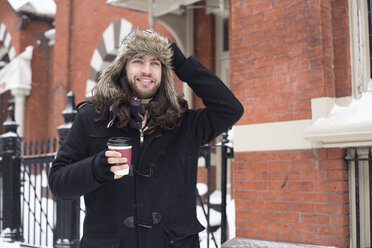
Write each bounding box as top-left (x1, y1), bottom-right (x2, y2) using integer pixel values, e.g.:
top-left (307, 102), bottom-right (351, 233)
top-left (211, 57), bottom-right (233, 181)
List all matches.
top-left (93, 29), bottom-right (179, 110)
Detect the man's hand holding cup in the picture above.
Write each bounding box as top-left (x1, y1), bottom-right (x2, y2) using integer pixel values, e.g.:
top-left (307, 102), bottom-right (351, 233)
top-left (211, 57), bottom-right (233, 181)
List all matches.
top-left (106, 137), bottom-right (132, 179)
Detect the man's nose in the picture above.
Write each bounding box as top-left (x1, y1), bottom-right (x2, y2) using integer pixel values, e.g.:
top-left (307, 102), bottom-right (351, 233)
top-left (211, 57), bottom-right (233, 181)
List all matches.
top-left (140, 62), bottom-right (152, 75)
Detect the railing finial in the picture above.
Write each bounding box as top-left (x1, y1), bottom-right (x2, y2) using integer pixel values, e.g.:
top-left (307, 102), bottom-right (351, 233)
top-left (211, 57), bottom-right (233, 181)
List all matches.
top-left (3, 105), bottom-right (19, 133)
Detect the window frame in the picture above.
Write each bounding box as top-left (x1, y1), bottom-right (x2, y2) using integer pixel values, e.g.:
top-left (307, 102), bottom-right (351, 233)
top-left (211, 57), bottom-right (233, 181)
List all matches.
top-left (349, 0), bottom-right (371, 98)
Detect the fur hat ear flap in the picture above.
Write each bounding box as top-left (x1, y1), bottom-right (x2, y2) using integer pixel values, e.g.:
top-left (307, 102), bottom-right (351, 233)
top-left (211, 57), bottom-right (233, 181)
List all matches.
top-left (93, 57), bottom-right (126, 99)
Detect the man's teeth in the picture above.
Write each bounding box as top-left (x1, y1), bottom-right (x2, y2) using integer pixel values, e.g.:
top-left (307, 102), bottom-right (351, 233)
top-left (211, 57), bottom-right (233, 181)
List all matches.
top-left (139, 79), bottom-right (151, 82)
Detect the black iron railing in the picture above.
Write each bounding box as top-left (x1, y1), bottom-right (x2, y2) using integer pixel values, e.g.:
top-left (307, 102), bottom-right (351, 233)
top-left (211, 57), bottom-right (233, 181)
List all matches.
top-left (197, 133), bottom-right (234, 248)
top-left (21, 138), bottom-right (57, 247)
top-left (0, 91), bottom-right (79, 248)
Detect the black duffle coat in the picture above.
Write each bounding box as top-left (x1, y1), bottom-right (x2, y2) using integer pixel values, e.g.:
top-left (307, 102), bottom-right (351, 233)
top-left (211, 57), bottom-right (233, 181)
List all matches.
top-left (49, 56), bottom-right (244, 248)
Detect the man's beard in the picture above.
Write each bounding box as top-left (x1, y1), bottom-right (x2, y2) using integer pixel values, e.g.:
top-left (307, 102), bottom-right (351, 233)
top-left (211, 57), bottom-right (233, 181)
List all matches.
top-left (128, 78), bottom-right (161, 99)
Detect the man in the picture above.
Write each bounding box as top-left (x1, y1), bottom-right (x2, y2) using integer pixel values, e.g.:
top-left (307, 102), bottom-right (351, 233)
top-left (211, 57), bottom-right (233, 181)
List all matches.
top-left (49, 29), bottom-right (243, 248)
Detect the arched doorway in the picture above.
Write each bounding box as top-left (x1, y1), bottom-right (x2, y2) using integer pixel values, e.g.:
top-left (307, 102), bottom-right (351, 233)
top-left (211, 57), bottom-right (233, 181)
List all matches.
top-left (85, 18), bottom-right (134, 97)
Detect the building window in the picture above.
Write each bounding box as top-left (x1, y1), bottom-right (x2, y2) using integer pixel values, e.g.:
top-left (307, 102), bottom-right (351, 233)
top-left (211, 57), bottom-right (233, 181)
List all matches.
top-left (223, 18), bottom-right (229, 52)
top-left (215, 14), bottom-right (229, 86)
top-left (349, 0), bottom-right (371, 97)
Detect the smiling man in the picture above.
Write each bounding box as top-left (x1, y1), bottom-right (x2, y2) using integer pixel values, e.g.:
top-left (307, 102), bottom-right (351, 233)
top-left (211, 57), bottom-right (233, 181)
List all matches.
top-left (126, 55), bottom-right (162, 99)
top-left (49, 30), bottom-right (243, 248)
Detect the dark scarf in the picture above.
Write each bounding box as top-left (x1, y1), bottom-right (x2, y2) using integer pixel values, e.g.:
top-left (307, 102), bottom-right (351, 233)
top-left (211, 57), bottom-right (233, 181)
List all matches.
top-left (106, 98), bottom-right (152, 129)
top-left (129, 98), bottom-right (151, 130)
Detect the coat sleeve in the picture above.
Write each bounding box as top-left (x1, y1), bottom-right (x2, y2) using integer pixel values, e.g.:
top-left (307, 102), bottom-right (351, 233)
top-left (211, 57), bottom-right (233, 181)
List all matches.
top-left (48, 107), bottom-right (109, 200)
top-left (175, 56), bottom-right (244, 145)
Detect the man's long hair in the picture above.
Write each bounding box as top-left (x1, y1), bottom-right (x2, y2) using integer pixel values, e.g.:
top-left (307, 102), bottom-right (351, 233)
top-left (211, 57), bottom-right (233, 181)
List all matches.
top-left (90, 30), bottom-right (188, 132)
top-left (91, 61), bottom-right (188, 132)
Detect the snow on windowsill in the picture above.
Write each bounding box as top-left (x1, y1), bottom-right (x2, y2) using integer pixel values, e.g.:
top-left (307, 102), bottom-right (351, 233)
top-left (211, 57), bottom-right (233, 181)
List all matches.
top-left (304, 89), bottom-right (372, 148)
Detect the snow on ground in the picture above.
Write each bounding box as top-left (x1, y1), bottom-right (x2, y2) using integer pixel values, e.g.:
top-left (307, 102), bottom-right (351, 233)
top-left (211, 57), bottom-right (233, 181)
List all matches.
top-left (198, 199), bottom-right (236, 248)
top-left (197, 183), bottom-right (236, 248)
top-left (0, 238), bottom-right (21, 248)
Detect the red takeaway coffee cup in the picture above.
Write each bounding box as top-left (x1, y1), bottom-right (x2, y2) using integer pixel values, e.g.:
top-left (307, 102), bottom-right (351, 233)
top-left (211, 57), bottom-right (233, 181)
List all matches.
top-left (107, 137), bottom-right (132, 176)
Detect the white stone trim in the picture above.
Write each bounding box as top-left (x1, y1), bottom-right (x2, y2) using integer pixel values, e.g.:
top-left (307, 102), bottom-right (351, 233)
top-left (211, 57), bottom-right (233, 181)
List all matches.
top-left (85, 79), bottom-right (97, 98)
top-left (107, 0), bottom-right (200, 17)
top-left (90, 50), bottom-right (103, 72)
top-left (234, 120), bottom-right (313, 152)
top-left (4, 33), bottom-right (12, 50)
top-left (233, 96), bottom-right (363, 152)
top-left (119, 19), bottom-right (133, 44)
top-left (103, 24), bottom-right (115, 53)
top-left (0, 24), bottom-right (5, 40)
top-left (8, 46), bottom-right (15, 59)
top-left (10, 88), bottom-right (31, 137)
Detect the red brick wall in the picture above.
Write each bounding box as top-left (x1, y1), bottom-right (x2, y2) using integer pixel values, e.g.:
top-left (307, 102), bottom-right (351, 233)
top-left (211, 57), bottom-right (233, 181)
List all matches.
top-left (233, 148), bottom-right (349, 247)
top-left (0, 1), bottom-right (21, 53)
top-left (230, 0), bottom-right (351, 125)
top-left (194, 1), bottom-right (215, 109)
top-left (332, 0), bottom-right (351, 97)
top-left (49, 0), bottom-right (72, 139)
top-left (229, 1), bottom-right (352, 245)
top-left (23, 21), bottom-right (54, 141)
